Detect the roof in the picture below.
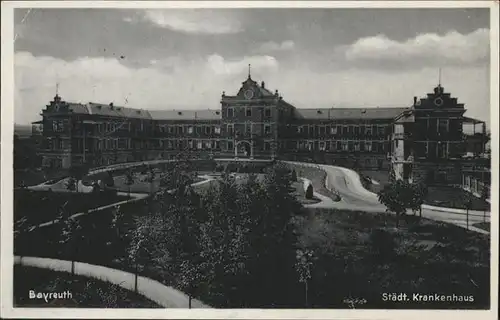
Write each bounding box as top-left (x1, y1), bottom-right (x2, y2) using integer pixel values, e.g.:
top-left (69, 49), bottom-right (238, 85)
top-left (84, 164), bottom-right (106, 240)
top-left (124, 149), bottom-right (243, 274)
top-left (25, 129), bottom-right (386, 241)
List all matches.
top-left (294, 107), bottom-right (409, 120)
top-left (149, 109), bottom-right (222, 121)
top-left (86, 102), bottom-right (152, 120)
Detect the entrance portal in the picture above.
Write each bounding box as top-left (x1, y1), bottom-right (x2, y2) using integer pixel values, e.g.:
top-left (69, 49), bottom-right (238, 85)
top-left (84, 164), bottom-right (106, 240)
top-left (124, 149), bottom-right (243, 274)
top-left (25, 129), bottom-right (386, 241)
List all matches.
top-left (235, 140), bottom-right (253, 159)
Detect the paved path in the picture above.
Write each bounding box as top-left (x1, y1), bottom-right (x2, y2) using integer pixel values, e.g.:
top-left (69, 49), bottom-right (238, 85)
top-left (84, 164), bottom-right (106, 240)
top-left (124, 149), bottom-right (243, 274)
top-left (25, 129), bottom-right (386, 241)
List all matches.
top-left (14, 256), bottom-right (210, 308)
top-left (285, 161), bottom-right (490, 235)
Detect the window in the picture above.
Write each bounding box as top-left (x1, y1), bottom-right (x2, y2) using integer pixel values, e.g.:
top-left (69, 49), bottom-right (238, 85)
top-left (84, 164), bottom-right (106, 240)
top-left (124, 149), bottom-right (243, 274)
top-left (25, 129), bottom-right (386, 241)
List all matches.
top-left (438, 119), bottom-right (449, 133)
top-left (178, 126), bottom-right (184, 134)
top-left (354, 141), bottom-right (360, 151)
top-left (378, 126), bottom-right (385, 136)
top-left (227, 140), bottom-right (234, 151)
top-left (204, 140), bottom-right (211, 149)
top-left (365, 125), bottom-right (372, 135)
top-left (319, 126), bottom-right (326, 135)
top-left (52, 120), bottom-right (64, 132)
top-left (365, 141), bottom-right (372, 152)
top-left (264, 124), bottom-right (271, 134)
top-left (264, 142), bottom-right (271, 151)
top-left (298, 126), bottom-right (304, 134)
top-left (437, 142), bottom-right (448, 158)
top-left (309, 126), bottom-right (315, 136)
top-left (342, 126), bottom-right (348, 135)
top-left (197, 141), bottom-right (203, 149)
top-left (227, 124), bottom-right (234, 135)
top-left (188, 140), bottom-right (194, 149)
top-left (246, 108), bottom-right (252, 117)
top-left (354, 126), bottom-right (360, 136)
top-left (205, 126), bottom-right (211, 135)
top-left (168, 126), bottom-right (174, 134)
top-left (214, 126), bottom-right (221, 134)
top-left (118, 139), bottom-right (127, 149)
top-left (227, 108), bottom-right (234, 118)
top-left (341, 141), bottom-right (348, 151)
top-left (330, 141), bottom-right (337, 151)
top-left (264, 108), bottom-right (271, 117)
top-left (319, 141), bottom-right (326, 151)
top-left (348, 141), bottom-right (354, 151)
top-left (188, 126), bottom-right (193, 134)
top-left (196, 126), bottom-right (201, 135)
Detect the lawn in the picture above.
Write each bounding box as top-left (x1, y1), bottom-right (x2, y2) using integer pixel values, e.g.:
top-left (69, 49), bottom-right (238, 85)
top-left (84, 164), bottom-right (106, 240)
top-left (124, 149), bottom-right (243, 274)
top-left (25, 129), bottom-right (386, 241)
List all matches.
top-left (15, 169), bottom-right (70, 187)
top-left (473, 222), bottom-right (490, 232)
top-left (424, 186), bottom-right (490, 211)
top-left (14, 266), bottom-right (161, 308)
top-left (111, 174), bottom-right (206, 194)
top-left (14, 189), bottom-right (129, 226)
top-left (298, 208), bottom-right (490, 309)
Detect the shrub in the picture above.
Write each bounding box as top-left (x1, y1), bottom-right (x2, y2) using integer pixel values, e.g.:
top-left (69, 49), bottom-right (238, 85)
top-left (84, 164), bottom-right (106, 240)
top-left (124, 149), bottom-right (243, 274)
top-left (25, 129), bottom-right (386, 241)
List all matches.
top-left (305, 184), bottom-right (314, 199)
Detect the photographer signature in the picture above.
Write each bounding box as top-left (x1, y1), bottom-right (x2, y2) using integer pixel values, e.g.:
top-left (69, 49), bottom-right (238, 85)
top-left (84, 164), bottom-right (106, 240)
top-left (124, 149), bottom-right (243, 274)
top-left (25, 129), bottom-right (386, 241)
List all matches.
top-left (342, 297), bottom-right (367, 309)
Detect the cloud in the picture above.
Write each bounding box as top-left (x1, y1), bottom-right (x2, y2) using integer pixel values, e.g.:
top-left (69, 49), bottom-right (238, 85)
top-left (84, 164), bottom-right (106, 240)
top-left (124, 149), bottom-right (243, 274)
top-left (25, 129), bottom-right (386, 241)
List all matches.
top-left (342, 28), bottom-right (489, 67)
top-left (14, 52), bottom-right (490, 129)
top-left (133, 10), bottom-right (243, 35)
top-left (207, 54), bottom-right (279, 76)
top-left (255, 40), bottom-right (295, 53)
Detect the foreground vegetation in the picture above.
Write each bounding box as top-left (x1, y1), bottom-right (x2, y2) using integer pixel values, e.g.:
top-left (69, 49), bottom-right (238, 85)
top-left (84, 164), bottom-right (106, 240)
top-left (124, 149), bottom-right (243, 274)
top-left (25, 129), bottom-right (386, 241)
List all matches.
top-left (14, 266), bottom-right (160, 308)
top-left (14, 159), bottom-right (490, 309)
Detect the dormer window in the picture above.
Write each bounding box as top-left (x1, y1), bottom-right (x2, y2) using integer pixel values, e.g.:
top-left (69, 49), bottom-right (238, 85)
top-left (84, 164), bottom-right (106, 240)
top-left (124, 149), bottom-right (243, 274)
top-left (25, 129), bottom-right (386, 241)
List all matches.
top-left (317, 110), bottom-right (322, 114)
top-left (178, 111), bottom-right (182, 115)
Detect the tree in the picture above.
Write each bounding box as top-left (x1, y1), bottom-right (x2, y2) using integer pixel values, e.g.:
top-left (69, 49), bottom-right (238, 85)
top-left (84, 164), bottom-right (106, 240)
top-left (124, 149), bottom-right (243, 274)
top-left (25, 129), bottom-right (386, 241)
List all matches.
top-left (124, 169), bottom-right (135, 198)
top-left (409, 182), bottom-right (428, 218)
top-left (295, 249), bottom-right (314, 307)
top-left (291, 169), bottom-right (298, 182)
top-left (69, 165), bottom-right (89, 193)
top-left (463, 192), bottom-right (474, 230)
top-left (14, 216), bottom-right (30, 257)
top-left (377, 180), bottom-right (414, 228)
top-left (65, 177), bottom-right (77, 192)
top-left (59, 216), bottom-right (84, 275)
top-left (145, 168), bottom-right (157, 195)
top-left (305, 184), bottom-right (314, 199)
top-left (480, 185), bottom-right (490, 223)
top-left (104, 171), bottom-right (115, 188)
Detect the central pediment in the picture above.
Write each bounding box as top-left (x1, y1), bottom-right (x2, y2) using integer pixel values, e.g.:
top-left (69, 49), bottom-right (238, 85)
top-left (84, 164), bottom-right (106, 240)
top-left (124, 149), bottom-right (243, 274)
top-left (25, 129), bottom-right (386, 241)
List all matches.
top-left (231, 75), bottom-right (278, 101)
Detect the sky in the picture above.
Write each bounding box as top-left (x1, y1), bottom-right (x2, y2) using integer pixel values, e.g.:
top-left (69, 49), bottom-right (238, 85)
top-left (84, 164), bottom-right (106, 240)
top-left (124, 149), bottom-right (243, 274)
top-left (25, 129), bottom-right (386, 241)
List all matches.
top-left (13, 7), bottom-right (491, 127)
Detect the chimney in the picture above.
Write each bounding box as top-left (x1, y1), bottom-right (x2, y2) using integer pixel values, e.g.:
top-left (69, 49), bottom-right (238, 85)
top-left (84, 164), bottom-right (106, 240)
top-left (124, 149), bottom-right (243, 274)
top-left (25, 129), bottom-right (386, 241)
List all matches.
top-left (261, 81), bottom-right (265, 88)
top-left (413, 97), bottom-right (417, 105)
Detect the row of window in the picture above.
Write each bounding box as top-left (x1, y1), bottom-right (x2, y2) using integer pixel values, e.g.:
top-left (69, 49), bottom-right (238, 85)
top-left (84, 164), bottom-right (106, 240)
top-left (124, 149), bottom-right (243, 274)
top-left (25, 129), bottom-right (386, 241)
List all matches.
top-left (226, 107), bottom-right (272, 118)
top-left (293, 124), bottom-right (387, 136)
top-left (158, 125), bottom-right (221, 135)
top-left (291, 140), bottom-right (386, 152)
top-left (226, 124), bottom-right (272, 135)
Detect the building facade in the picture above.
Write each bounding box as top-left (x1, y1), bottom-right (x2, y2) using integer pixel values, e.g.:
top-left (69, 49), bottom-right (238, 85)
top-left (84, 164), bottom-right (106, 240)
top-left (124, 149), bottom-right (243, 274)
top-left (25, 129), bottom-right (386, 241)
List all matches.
top-left (391, 84), bottom-right (489, 186)
top-left (34, 74), bottom-right (489, 186)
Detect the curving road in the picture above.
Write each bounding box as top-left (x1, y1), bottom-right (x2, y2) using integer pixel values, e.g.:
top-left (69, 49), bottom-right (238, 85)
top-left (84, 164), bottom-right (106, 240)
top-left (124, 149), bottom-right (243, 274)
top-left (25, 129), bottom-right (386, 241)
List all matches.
top-left (286, 161), bottom-right (490, 235)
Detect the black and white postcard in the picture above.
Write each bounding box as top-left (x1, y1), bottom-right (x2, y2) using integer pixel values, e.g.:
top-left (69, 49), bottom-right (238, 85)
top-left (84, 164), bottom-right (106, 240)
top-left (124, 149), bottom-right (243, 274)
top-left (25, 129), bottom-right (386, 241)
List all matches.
top-left (1, 1), bottom-right (498, 319)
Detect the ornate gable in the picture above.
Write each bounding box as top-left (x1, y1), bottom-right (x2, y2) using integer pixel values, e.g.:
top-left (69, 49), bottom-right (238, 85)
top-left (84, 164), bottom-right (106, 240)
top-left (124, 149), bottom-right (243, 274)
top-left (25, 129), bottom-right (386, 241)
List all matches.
top-left (45, 94), bottom-right (70, 113)
top-left (414, 85), bottom-right (464, 110)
